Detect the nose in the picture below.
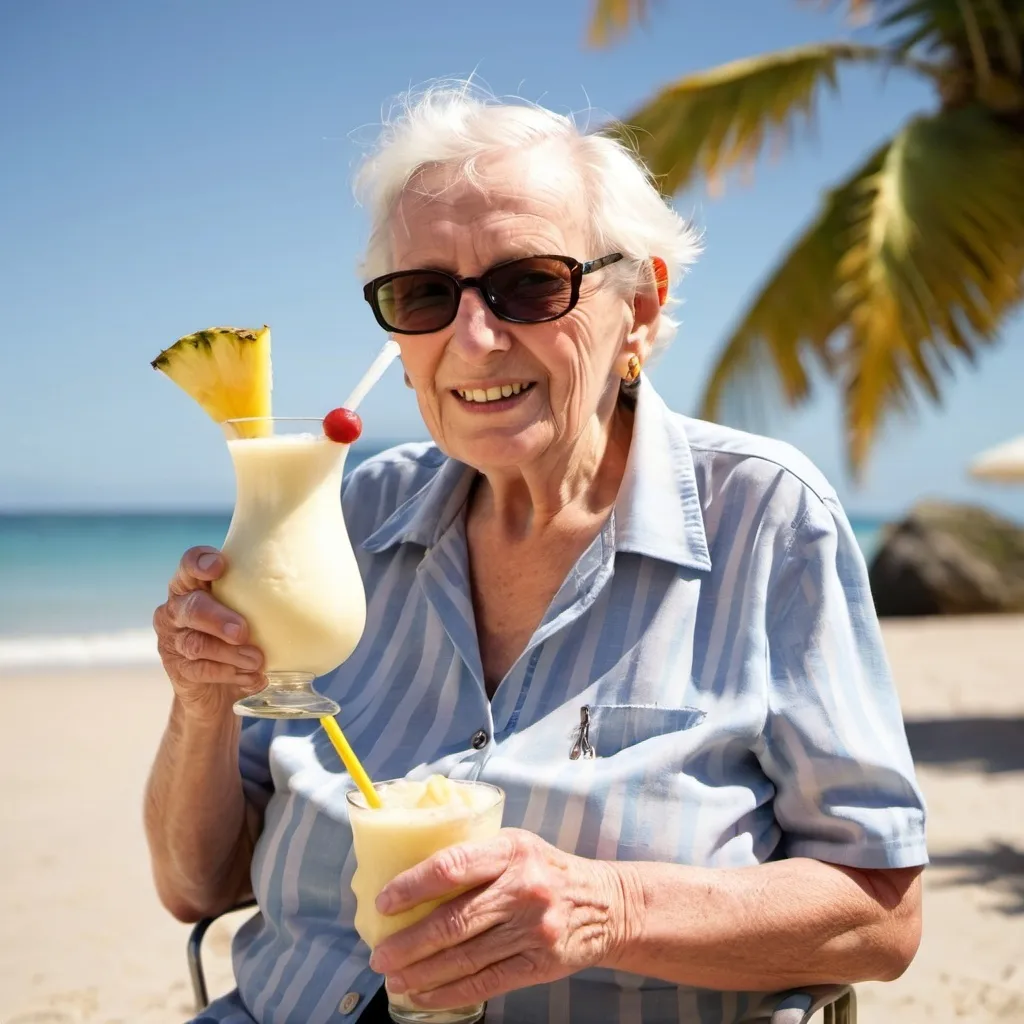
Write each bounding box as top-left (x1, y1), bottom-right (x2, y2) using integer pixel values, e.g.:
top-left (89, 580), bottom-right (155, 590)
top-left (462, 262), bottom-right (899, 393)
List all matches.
top-left (447, 287), bottom-right (510, 362)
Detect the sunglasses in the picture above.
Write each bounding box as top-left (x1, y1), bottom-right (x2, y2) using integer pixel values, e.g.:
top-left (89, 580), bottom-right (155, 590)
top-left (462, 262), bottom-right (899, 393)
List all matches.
top-left (362, 253), bottom-right (624, 335)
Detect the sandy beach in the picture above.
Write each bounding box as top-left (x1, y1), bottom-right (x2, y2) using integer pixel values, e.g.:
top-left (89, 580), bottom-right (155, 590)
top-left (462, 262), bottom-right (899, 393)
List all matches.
top-left (2, 615), bottom-right (1022, 1024)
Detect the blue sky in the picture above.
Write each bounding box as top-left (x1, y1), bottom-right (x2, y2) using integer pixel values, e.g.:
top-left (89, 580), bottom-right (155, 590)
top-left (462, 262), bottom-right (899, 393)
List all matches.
top-left (2, 0), bottom-right (1022, 521)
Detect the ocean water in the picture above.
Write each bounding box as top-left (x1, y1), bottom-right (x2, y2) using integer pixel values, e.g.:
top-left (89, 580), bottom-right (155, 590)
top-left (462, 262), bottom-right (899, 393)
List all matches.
top-left (0, 462), bottom-right (886, 671)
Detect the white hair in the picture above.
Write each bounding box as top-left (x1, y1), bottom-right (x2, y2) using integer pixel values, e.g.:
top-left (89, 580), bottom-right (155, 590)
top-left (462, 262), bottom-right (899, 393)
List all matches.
top-left (352, 80), bottom-right (701, 348)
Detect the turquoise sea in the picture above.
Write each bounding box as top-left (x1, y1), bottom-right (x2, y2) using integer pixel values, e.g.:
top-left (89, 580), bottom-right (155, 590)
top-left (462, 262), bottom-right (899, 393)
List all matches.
top-left (0, 450), bottom-right (887, 670)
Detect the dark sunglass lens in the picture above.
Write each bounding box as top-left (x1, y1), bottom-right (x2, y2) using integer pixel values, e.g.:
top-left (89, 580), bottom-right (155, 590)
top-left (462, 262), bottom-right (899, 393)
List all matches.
top-left (377, 272), bottom-right (457, 332)
top-left (488, 258), bottom-right (573, 321)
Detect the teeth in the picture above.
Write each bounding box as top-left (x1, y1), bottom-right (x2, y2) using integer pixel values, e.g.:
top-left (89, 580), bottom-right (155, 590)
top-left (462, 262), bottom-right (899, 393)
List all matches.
top-left (457, 383), bottom-right (532, 403)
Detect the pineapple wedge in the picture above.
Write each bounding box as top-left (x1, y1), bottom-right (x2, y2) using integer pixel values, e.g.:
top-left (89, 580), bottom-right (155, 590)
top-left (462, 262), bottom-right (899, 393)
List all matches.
top-left (152, 325), bottom-right (273, 438)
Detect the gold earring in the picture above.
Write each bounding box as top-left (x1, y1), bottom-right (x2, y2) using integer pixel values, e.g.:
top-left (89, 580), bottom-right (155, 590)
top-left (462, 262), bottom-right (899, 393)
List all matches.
top-left (620, 354), bottom-right (641, 385)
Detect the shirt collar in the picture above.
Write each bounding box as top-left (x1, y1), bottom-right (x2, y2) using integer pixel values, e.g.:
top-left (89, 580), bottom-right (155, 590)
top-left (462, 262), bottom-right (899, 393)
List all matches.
top-left (361, 453), bottom-right (476, 553)
top-left (612, 380), bottom-right (712, 571)
top-left (362, 380), bottom-right (712, 573)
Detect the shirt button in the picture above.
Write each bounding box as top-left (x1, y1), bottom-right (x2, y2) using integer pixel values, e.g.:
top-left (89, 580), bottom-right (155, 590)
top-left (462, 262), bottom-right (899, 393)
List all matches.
top-left (338, 992), bottom-right (360, 1014)
top-left (471, 729), bottom-right (488, 749)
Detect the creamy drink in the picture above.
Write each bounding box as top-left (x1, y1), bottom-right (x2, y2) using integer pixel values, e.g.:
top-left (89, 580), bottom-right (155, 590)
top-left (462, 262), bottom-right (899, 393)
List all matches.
top-left (348, 776), bottom-right (506, 1024)
top-left (212, 418), bottom-right (367, 717)
top-left (149, 324), bottom-right (383, 719)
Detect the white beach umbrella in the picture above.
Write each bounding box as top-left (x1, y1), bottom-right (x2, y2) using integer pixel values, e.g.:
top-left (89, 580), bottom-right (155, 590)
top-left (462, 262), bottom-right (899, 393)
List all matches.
top-left (969, 434), bottom-right (1024, 483)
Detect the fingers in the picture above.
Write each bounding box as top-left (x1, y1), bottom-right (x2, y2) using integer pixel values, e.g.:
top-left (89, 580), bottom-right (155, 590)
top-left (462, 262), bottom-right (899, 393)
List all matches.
top-left (155, 548), bottom-right (249, 647)
top-left (396, 954), bottom-right (537, 1011)
top-left (171, 628), bottom-right (263, 672)
top-left (168, 546), bottom-right (226, 596)
top-left (153, 547), bottom-right (267, 707)
top-left (164, 588), bottom-right (249, 645)
top-left (386, 925), bottom-right (516, 998)
top-left (377, 833), bottom-right (516, 916)
top-left (371, 889), bottom-right (510, 977)
top-left (155, 628), bottom-right (263, 690)
top-left (174, 657), bottom-right (264, 688)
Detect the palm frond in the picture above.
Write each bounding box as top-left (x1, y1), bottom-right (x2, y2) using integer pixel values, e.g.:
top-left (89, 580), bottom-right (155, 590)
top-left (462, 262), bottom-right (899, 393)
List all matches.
top-left (874, 0), bottom-right (966, 52)
top-left (587, 0), bottom-right (655, 47)
top-left (697, 143), bottom-right (890, 429)
top-left (957, 0), bottom-right (996, 83)
top-left (838, 105), bottom-right (1024, 473)
top-left (874, 0), bottom-right (1024, 64)
top-left (606, 43), bottom-right (921, 196)
top-left (981, 0), bottom-right (1024, 77)
top-left (800, 0), bottom-right (876, 26)
top-left (700, 106), bottom-right (1024, 477)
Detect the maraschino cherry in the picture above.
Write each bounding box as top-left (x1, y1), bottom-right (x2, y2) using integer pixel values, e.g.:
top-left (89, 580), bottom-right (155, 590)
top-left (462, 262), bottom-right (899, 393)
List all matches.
top-left (322, 407), bottom-right (362, 444)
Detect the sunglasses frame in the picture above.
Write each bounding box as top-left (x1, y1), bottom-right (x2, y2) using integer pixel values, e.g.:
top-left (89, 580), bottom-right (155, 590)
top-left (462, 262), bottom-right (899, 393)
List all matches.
top-left (362, 252), bottom-right (624, 335)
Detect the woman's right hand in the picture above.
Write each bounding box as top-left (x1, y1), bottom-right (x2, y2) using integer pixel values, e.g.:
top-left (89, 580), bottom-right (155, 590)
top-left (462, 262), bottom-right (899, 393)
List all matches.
top-left (153, 546), bottom-right (265, 721)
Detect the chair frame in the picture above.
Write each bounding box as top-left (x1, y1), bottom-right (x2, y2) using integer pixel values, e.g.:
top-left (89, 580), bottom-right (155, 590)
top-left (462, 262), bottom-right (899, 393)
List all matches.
top-left (187, 898), bottom-right (257, 1012)
top-left (187, 903), bottom-right (857, 1023)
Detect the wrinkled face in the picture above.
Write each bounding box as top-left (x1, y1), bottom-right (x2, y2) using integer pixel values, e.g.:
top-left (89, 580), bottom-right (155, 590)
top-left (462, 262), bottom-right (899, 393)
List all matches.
top-left (386, 147), bottom-right (649, 473)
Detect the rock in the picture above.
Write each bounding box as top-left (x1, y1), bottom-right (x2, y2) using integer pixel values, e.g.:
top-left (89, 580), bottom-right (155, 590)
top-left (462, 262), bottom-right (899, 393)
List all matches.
top-left (868, 501), bottom-right (1024, 616)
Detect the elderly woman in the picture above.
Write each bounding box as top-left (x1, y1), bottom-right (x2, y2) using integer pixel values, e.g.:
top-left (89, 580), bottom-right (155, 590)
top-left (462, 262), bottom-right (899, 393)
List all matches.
top-left (146, 87), bottom-right (927, 1024)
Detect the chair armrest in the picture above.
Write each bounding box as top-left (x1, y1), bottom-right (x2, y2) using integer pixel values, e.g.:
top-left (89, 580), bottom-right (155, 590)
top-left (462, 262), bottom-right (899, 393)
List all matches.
top-left (187, 899), bottom-right (259, 1012)
top-left (770, 984), bottom-right (857, 1024)
top-left (186, 907), bottom-right (857, 1021)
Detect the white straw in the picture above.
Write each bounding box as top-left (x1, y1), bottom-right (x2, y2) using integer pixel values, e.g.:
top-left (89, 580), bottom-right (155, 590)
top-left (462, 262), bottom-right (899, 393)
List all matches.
top-left (342, 339), bottom-right (400, 413)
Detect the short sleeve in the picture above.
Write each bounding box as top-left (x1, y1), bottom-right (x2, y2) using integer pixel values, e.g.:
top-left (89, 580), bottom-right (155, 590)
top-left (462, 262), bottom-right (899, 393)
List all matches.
top-left (759, 492), bottom-right (928, 869)
top-left (238, 717), bottom-right (275, 813)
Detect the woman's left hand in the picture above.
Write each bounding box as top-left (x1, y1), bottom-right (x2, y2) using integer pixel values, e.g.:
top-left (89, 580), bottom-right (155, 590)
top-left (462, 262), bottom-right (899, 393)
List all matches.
top-left (367, 828), bottom-right (630, 1008)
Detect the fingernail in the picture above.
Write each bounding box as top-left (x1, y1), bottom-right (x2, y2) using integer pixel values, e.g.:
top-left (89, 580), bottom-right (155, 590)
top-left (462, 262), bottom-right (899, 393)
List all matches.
top-left (387, 975), bottom-right (407, 994)
top-left (197, 553), bottom-right (218, 571)
top-left (368, 951), bottom-right (383, 972)
top-left (238, 647), bottom-right (261, 668)
top-left (224, 622), bottom-right (242, 641)
top-left (375, 890), bottom-right (393, 914)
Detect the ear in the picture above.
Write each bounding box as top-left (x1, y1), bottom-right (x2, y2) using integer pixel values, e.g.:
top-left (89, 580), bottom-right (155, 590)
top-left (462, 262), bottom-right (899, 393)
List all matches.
top-left (624, 258), bottom-right (664, 365)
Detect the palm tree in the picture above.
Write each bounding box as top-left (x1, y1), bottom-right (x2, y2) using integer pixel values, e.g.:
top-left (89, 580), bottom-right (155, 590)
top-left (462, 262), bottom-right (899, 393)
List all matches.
top-left (588, 0), bottom-right (1024, 477)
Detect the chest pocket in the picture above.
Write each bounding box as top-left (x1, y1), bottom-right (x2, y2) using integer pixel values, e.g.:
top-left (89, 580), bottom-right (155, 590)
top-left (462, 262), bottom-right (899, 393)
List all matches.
top-left (573, 703), bottom-right (706, 759)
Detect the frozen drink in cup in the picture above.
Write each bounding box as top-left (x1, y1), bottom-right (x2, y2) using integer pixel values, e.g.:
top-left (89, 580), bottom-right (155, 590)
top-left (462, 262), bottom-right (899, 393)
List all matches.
top-left (347, 776), bottom-right (505, 1024)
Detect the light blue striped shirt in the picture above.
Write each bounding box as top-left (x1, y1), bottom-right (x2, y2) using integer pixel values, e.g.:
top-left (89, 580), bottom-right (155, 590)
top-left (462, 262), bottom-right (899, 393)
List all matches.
top-left (194, 381), bottom-right (927, 1024)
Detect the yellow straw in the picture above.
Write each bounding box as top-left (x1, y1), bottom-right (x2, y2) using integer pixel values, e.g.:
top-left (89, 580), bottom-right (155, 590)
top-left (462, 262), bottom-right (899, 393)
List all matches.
top-left (320, 715), bottom-right (382, 809)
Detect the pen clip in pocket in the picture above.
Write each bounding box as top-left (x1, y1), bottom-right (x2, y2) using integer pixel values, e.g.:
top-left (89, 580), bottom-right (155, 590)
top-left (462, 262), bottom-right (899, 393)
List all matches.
top-left (569, 705), bottom-right (595, 760)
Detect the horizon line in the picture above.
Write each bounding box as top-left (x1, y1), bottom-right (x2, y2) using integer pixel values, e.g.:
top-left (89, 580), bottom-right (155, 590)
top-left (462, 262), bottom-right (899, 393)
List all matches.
top-left (0, 506), bottom-right (902, 523)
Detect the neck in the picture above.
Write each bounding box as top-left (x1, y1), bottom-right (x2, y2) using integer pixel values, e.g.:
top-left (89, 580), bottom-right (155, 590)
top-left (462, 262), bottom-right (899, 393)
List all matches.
top-left (473, 391), bottom-right (634, 539)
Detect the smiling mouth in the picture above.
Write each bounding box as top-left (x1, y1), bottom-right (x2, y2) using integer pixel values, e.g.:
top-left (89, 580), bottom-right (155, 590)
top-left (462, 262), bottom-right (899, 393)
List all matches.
top-left (452, 382), bottom-right (536, 404)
